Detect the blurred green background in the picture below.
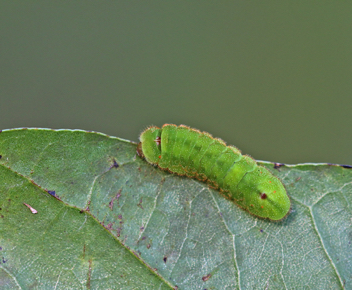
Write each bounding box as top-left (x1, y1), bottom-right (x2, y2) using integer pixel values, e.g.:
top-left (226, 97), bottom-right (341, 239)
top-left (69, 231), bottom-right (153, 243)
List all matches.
top-left (0, 2), bottom-right (351, 165)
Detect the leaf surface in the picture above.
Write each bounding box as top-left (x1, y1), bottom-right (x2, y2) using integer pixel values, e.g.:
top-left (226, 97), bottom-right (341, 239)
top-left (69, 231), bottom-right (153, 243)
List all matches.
top-left (0, 129), bottom-right (350, 289)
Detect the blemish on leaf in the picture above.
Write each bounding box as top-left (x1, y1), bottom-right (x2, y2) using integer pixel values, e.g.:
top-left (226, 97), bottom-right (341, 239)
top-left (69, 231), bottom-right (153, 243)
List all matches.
top-left (341, 164), bottom-right (352, 169)
top-left (47, 190), bottom-right (56, 196)
top-left (137, 197), bottom-right (144, 209)
top-left (295, 177), bottom-right (301, 182)
top-left (163, 256), bottom-right (167, 263)
top-left (86, 259), bottom-right (92, 289)
top-left (147, 244), bottom-right (151, 249)
top-left (112, 159), bottom-right (119, 168)
top-left (273, 163), bottom-right (285, 169)
top-left (116, 190), bottom-right (122, 201)
top-left (118, 214), bottom-right (122, 220)
top-left (23, 203), bottom-right (38, 214)
top-left (30, 179), bottom-right (39, 187)
top-left (260, 193), bottom-right (267, 199)
top-left (108, 199), bottom-right (114, 211)
top-left (202, 273), bottom-right (211, 281)
top-left (85, 200), bottom-right (91, 212)
top-left (108, 189), bottom-right (122, 210)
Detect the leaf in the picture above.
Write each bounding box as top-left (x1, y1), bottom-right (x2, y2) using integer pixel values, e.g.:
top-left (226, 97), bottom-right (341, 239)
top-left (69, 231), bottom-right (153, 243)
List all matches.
top-left (0, 128), bottom-right (351, 289)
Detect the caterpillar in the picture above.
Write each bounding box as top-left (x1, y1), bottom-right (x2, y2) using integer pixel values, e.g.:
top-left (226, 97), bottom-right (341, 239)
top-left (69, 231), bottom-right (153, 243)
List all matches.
top-left (137, 124), bottom-right (290, 221)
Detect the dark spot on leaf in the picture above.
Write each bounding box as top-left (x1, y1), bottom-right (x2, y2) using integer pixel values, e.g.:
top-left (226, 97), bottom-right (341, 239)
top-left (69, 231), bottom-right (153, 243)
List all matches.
top-left (274, 163), bottom-right (284, 169)
top-left (147, 244), bottom-right (151, 249)
top-left (117, 228), bottom-right (121, 237)
top-left (48, 190), bottom-right (56, 196)
top-left (261, 193), bottom-right (267, 199)
top-left (341, 164), bottom-right (352, 169)
top-left (163, 256), bottom-right (167, 263)
top-left (140, 226), bottom-right (144, 231)
top-left (108, 199), bottom-right (114, 211)
top-left (107, 223), bottom-right (113, 230)
top-left (0, 155), bottom-right (2, 159)
top-left (142, 236), bottom-right (146, 240)
top-left (108, 189), bottom-right (122, 210)
top-left (260, 229), bottom-right (263, 233)
top-left (137, 197), bottom-right (144, 209)
top-left (202, 274), bottom-right (211, 281)
top-left (112, 159), bottom-right (119, 168)
top-left (0, 247), bottom-right (2, 250)
top-left (118, 214), bottom-right (122, 220)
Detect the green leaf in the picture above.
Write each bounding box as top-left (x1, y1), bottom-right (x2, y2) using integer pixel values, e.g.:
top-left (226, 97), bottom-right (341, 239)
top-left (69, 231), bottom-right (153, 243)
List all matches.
top-left (0, 128), bottom-right (350, 289)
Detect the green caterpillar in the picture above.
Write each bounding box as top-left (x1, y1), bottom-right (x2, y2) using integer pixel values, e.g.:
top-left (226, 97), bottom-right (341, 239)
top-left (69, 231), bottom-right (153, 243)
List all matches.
top-left (137, 124), bottom-right (290, 221)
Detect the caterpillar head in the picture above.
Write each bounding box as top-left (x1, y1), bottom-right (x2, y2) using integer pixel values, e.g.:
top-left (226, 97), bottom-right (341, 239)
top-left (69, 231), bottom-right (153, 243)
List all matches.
top-left (137, 126), bottom-right (162, 165)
